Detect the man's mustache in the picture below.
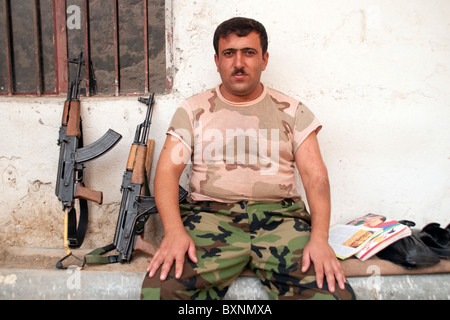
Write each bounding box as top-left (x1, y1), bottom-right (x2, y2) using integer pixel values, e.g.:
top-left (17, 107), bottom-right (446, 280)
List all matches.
top-left (232, 68), bottom-right (247, 75)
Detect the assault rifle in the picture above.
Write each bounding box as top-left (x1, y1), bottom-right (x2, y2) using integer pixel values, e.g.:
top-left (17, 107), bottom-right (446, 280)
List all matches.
top-left (55, 52), bottom-right (122, 268)
top-left (85, 94), bottom-right (188, 265)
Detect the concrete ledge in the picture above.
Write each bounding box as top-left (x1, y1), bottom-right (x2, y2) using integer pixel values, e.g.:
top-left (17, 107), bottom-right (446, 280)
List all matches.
top-left (346, 274), bottom-right (450, 300)
top-left (0, 268), bottom-right (144, 300)
top-left (1, 268), bottom-right (449, 300)
top-left (227, 273), bottom-right (450, 300)
top-left (1, 247), bottom-right (449, 300)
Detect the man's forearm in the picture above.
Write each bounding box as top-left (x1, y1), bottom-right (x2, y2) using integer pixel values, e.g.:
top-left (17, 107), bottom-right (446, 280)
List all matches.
top-left (154, 170), bottom-right (185, 234)
top-left (154, 136), bottom-right (189, 235)
top-left (294, 132), bottom-right (332, 241)
top-left (304, 172), bottom-right (331, 241)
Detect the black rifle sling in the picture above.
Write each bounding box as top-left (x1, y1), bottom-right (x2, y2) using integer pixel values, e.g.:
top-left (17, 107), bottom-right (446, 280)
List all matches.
top-left (67, 120), bottom-right (89, 248)
top-left (67, 199), bottom-right (88, 248)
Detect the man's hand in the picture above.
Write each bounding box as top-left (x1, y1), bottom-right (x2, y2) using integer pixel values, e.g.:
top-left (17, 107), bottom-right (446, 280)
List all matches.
top-left (295, 132), bottom-right (346, 293)
top-left (301, 236), bottom-right (346, 293)
top-left (148, 136), bottom-right (196, 281)
top-left (147, 229), bottom-right (197, 281)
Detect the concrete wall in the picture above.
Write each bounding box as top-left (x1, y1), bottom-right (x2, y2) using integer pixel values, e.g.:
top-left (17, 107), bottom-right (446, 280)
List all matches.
top-left (0, 0), bottom-right (449, 250)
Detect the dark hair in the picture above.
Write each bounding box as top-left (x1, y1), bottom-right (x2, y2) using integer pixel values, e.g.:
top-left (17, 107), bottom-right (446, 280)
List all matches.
top-left (213, 17), bottom-right (268, 56)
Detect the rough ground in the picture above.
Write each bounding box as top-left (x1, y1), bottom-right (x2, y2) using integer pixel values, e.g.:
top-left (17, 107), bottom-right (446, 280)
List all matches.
top-left (0, 245), bottom-right (150, 272)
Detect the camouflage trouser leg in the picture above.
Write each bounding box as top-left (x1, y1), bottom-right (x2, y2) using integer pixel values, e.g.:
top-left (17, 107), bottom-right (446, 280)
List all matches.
top-left (140, 199), bottom-right (355, 300)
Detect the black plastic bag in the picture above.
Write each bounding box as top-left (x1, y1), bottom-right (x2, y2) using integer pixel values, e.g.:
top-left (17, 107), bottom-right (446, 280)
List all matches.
top-left (376, 231), bottom-right (441, 269)
top-left (417, 223), bottom-right (450, 258)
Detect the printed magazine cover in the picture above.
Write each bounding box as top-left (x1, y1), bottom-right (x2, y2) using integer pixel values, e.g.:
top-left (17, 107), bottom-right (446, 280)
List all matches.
top-left (329, 214), bottom-right (411, 260)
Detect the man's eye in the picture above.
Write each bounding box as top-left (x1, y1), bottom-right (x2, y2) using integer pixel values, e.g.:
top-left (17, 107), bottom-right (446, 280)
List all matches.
top-left (244, 50), bottom-right (257, 56)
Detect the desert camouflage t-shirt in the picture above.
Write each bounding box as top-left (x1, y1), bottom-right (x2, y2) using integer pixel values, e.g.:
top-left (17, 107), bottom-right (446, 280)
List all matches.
top-left (167, 85), bottom-right (322, 203)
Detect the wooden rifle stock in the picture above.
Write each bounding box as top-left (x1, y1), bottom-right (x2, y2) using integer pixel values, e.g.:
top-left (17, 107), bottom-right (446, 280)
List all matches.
top-left (61, 101), bottom-right (70, 125)
top-left (126, 144), bottom-right (138, 170)
top-left (145, 139), bottom-right (155, 186)
top-left (74, 182), bottom-right (103, 205)
top-left (127, 139), bottom-right (155, 186)
top-left (131, 145), bottom-right (147, 185)
top-left (62, 100), bottom-right (81, 138)
top-left (134, 234), bottom-right (158, 256)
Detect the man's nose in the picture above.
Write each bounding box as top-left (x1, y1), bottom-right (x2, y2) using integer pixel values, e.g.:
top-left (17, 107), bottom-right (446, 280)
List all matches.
top-left (234, 51), bottom-right (244, 68)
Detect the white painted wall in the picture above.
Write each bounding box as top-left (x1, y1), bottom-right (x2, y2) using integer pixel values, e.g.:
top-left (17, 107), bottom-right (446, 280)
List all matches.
top-left (0, 0), bottom-right (449, 249)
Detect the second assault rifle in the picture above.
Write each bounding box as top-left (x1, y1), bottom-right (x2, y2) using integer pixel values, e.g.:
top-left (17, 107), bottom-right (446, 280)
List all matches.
top-left (85, 94), bottom-right (188, 265)
top-left (55, 52), bottom-right (122, 268)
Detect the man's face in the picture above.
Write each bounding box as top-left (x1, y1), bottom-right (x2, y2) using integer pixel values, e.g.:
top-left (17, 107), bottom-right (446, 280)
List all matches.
top-left (214, 31), bottom-right (269, 102)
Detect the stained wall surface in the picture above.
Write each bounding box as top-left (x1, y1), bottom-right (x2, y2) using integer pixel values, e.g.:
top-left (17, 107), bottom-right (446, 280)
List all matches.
top-left (0, 0), bottom-right (449, 249)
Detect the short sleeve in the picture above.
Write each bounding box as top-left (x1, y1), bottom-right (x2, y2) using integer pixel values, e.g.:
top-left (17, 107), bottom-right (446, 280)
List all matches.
top-left (292, 103), bottom-right (322, 152)
top-left (167, 104), bottom-right (194, 153)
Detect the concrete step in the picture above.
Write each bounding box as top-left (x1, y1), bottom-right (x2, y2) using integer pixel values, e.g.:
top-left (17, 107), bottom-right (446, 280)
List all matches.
top-left (1, 247), bottom-right (449, 300)
top-left (1, 267), bottom-right (449, 300)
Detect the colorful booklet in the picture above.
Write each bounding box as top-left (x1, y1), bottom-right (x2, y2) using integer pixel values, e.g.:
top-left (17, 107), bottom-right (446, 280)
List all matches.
top-left (329, 213), bottom-right (412, 260)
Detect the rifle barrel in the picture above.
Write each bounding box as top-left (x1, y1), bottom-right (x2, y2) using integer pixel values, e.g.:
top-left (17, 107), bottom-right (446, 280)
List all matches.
top-left (136, 93), bottom-right (155, 145)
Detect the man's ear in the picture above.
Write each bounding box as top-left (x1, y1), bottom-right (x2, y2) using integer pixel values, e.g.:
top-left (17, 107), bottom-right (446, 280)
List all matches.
top-left (262, 52), bottom-right (269, 71)
top-left (214, 54), bottom-right (220, 72)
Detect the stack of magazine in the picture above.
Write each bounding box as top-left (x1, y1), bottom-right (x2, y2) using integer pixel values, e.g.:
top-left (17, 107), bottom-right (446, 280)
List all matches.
top-left (329, 213), bottom-right (412, 261)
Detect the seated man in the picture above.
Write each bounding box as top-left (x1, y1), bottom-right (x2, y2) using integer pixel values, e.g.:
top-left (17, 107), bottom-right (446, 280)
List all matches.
top-left (141, 17), bottom-right (355, 300)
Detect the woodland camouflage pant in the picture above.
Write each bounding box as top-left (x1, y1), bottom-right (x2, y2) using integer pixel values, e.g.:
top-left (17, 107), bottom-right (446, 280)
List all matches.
top-left (141, 199), bottom-right (355, 300)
